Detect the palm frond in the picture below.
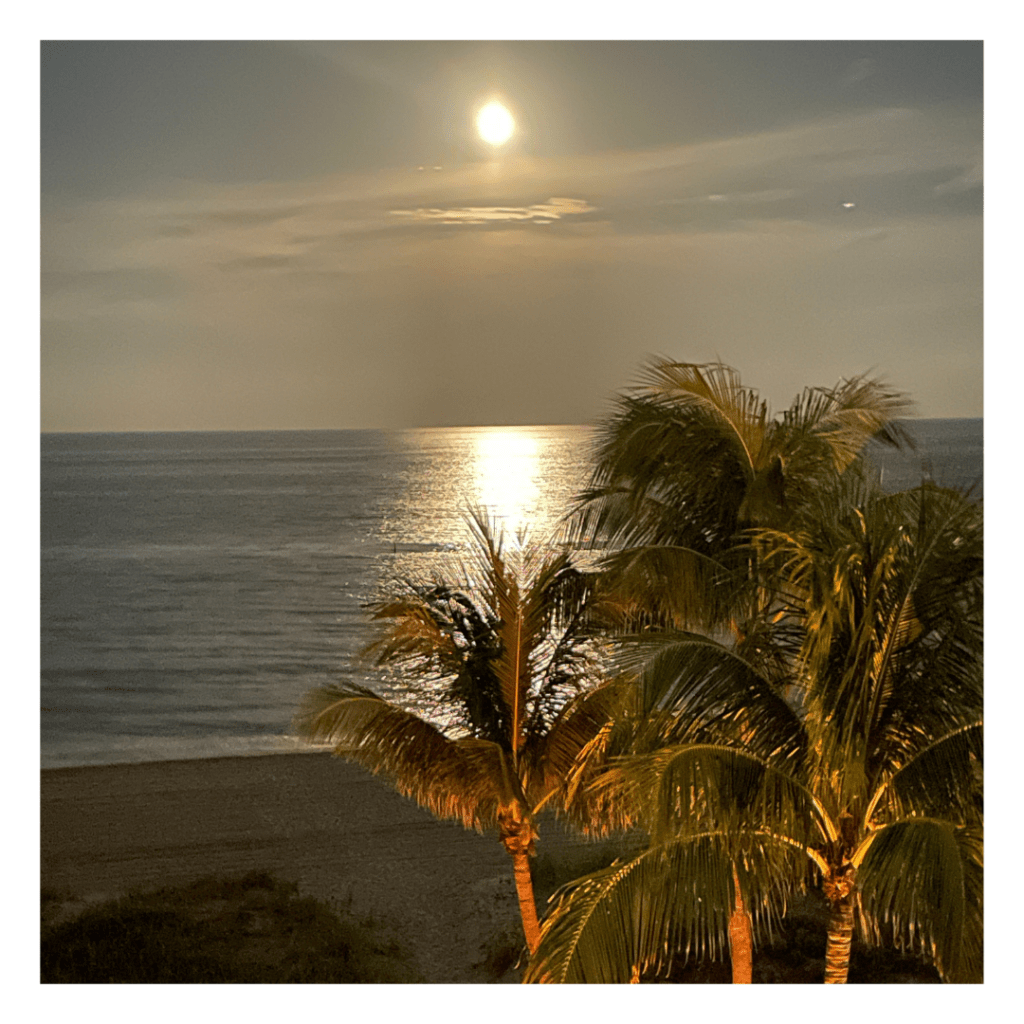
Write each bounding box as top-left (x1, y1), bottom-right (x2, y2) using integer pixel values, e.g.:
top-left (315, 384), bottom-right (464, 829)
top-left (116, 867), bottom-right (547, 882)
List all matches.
top-left (593, 543), bottom-right (749, 631)
top-left (566, 364), bottom-right (762, 551)
top-left (608, 631), bottom-right (804, 762)
top-left (755, 475), bottom-right (982, 774)
top-left (526, 673), bottom-right (633, 800)
top-left (294, 683), bottom-right (513, 830)
top-left (867, 721), bottom-right (983, 825)
top-left (572, 360), bottom-right (913, 552)
top-left (525, 831), bottom-right (799, 983)
top-left (855, 818), bottom-right (983, 983)
top-left (326, 507), bottom-right (619, 828)
top-left (633, 359), bottom-right (770, 472)
top-left (778, 374), bottom-right (913, 477)
top-left (591, 742), bottom-right (821, 851)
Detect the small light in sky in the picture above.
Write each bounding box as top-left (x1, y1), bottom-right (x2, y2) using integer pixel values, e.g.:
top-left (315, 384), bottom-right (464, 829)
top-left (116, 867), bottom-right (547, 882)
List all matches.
top-left (476, 101), bottom-right (515, 146)
top-left (841, 201), bottom-right (856, 208)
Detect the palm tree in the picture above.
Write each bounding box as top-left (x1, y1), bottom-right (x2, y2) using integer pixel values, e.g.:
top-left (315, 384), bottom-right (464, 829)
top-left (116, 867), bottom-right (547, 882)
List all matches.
top-left (294, 509), bottom-right (626, 956)
top-left (526, 477), bottom-right (983, 984)
top-left (568, 358), bottom-right (912, 633)
top-left (757, 475), bottom-right (983, 983)
top-left (553, 358), bottom-right (914, 982)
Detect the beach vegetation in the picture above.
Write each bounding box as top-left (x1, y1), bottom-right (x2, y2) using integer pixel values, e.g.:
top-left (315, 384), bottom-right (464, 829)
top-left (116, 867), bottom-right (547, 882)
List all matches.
top-left (41, 871), bottom-right (420, 983)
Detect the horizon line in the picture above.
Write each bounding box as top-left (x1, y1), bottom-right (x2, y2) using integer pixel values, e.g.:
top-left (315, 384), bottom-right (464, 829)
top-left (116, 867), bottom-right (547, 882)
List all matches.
top-left (39, 414), bottom-right (984, 437)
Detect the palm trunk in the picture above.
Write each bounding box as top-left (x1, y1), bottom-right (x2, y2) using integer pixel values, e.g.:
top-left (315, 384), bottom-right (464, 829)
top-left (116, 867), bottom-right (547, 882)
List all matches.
top-left (729, 864), bottom-right (753, 984)
top-left (824, 892), bottom-right (855, 983)
top-left (508, 845), bottom-right (542, 955)
top-left (498, 806), bottom-right (541, 956)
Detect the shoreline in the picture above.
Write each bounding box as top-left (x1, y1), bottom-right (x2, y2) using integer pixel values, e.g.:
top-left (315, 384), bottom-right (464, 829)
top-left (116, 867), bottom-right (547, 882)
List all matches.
top-left (41, 743), bottom-right (333, 775)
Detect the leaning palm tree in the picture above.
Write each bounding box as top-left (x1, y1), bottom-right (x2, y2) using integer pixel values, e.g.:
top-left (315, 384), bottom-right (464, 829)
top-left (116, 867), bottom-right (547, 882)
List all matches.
top-left (526, 477), bottom-right (982, 984)
top-left (294, 509), bottom-right (627, 956)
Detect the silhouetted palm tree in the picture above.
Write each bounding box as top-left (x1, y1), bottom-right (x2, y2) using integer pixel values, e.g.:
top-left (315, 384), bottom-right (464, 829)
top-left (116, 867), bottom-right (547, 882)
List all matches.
top-left (295, 510), bottom-right (626, 955)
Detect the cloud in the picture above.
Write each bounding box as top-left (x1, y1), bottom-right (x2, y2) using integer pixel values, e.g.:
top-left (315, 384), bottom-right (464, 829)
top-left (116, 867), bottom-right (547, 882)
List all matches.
top-left (39, 105), bottom-right (983, 362)
top-left (387, 196), bottom-right (595, 225)
top-left (52, 105), bottom-right (973, 271)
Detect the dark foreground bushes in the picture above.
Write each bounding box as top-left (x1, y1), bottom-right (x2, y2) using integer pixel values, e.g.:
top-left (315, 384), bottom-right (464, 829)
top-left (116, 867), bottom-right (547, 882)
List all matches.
top-left (41, 871), bottom-right (421, 983)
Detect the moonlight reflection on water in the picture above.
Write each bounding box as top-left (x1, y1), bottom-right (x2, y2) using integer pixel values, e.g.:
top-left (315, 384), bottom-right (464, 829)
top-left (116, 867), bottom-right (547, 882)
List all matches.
top-left (473, 429), bottom-right (541, 539)
top-left (382, 425), bottom-right (590, 562)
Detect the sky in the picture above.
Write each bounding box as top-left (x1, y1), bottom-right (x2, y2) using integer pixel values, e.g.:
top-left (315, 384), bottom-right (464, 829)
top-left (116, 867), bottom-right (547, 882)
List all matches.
top-left (40, 38), bottom-right (983, 431)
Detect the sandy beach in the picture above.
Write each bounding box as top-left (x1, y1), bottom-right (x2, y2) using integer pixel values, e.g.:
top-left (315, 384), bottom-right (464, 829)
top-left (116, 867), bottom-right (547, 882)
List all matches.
top-left (40, 751), bottom-right (611, 983)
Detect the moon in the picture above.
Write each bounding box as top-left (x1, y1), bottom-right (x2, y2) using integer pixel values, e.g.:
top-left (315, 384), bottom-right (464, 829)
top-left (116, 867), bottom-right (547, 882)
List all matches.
top-left (476, 101), bottom-right (515, 146)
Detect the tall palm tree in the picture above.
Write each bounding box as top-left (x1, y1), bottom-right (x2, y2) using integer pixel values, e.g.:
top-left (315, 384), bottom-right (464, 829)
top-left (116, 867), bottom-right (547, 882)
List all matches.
top-left (555, 358), bottom-right (914, 982)
top-left (757, 475), bottom-right (983, 983)
top-left (294, 509), bottom-right (626, 956)
top-left (525, 478), bottom-right (983, 984)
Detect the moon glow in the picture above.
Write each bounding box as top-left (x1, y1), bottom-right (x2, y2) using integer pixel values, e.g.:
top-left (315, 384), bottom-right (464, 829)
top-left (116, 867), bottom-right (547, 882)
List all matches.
top-left (476, 101), bottom-right (515, 146)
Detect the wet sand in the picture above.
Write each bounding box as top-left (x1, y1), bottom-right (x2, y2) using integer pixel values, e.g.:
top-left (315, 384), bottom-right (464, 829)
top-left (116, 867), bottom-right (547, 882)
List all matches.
top-left (40, 752), bottom-right (598, 983)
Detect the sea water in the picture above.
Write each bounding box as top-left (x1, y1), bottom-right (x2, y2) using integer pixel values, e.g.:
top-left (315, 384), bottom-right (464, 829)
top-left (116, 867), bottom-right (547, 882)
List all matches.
top-left (40, 420), bottom-right (982, 769)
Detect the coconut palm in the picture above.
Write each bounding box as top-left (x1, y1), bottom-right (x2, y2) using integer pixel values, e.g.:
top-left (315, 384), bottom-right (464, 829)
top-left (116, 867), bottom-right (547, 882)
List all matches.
top-left (294, 509), bottom-right (627, 956)
top-left (568, 358), bottom-right (912, 633)
top-left (524, 616), bottom-right (809, 984)
top-left (553, 358), bottom-right (914, 982)
top-left (526, 478), bottom-right (983, 984)
top-left (757, 475), bottom-right (983, 982)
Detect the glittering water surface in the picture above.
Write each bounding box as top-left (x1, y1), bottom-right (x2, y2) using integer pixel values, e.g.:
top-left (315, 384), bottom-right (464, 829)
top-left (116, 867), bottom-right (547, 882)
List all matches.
top-left (40, 420), bottom-right (980, 768)
top-left (40, 426), bottom-right (593, 767)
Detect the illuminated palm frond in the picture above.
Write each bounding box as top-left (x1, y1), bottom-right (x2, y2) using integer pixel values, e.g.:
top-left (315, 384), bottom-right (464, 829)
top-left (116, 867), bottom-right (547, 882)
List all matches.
top-left (590, 544), bottom-right (748, 633)
top-left (568, 359), bottom-right (912, 556)
top-left (867, 720), bottom-right (982, 825)
top-left (297, 506), bottom-right (624, 832)
top-left (758, 476), bottom-right (983, 788)
top-left (855, 819), bottom-right (983, 983)
top-left (525, 831), bottom-right (802, 983)
top-left (295, 682), bottom-right (517, 829)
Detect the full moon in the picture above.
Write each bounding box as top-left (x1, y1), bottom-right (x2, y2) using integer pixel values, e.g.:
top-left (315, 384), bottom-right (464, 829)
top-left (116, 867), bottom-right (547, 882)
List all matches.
top-left (476, 101), bottom-right (515, 146)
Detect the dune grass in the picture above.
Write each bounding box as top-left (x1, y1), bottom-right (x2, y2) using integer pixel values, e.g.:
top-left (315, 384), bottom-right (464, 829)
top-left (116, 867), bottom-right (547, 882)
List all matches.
top-left (41, 871), bottom-right (421, 984)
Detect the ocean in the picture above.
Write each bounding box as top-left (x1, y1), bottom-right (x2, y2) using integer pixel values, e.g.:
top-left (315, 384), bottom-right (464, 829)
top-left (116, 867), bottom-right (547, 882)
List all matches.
top-left (40, 419), bottom-right (982, 769)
